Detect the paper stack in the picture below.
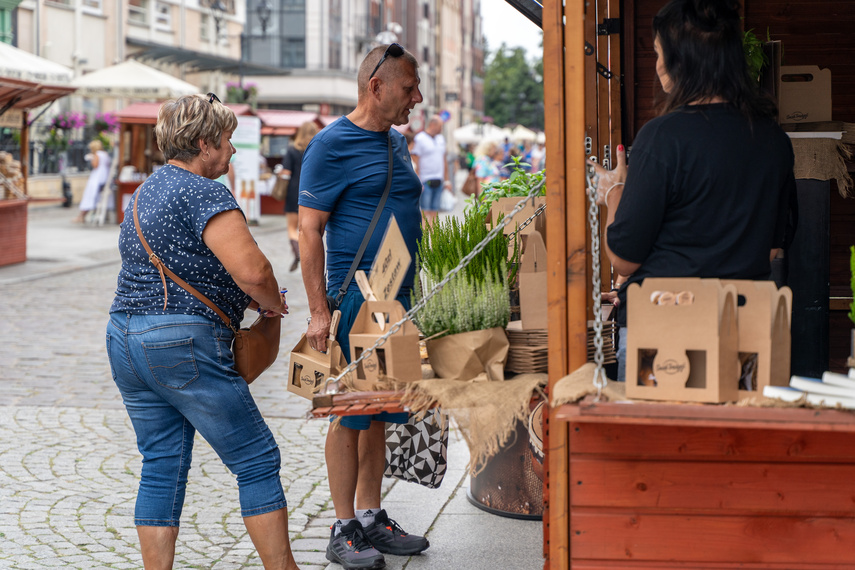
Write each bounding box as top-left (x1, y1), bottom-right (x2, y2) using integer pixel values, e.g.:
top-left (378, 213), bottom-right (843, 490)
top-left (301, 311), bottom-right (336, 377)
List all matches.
top-left (505, 321), bottom-right (548, 373)
top-left (762, 369), bottom-right (855, 409)
top-left (587, 320), bottom-right (617, 365)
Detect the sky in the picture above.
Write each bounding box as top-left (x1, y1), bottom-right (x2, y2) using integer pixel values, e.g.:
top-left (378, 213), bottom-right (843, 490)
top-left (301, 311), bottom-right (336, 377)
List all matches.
top-left (480, 0), bottom-right (544, 59)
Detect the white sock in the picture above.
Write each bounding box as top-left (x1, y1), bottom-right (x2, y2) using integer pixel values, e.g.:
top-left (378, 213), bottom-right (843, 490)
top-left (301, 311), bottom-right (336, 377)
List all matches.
top-left (334, 518), bottom-right (357, 536)
top-left (356, 508), bottom-right (380, 527)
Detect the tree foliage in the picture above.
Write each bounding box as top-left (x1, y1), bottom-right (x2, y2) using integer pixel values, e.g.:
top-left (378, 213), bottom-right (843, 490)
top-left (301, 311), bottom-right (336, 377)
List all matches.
top-left (483, 43), bottom-right (544, 130)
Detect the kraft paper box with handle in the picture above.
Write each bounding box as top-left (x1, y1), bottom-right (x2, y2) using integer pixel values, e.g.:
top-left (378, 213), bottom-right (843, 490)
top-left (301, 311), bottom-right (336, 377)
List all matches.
top-left (626, 278), bottom-right (739, 403)
top-left (349, 300), bottom-right (421, 390)
top-left (721, 280), bottom-right (792, 397)
top-left (287, 311), bottom-right (348, 400)
top-left (490, 196), bottom-right (546, 237)
top-left (778, 65), bottom-right (832, 124)
top-left (519, 230), bottom-right (548, 330)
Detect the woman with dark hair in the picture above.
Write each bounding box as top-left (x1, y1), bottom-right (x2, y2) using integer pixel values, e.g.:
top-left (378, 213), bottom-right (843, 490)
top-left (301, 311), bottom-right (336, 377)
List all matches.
top-left (592, 0), bottom-right (796, 382)
top-left (106, 94), bottom-right (299, 569)
top-left (278, 120), bottom-right (320, 272)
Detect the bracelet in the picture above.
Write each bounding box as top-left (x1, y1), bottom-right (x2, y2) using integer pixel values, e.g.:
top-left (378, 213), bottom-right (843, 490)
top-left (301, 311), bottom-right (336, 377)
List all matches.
top-left (603, 182), bottom-right (625, 205)
top-left (611, 287), bottom-right (620, 292)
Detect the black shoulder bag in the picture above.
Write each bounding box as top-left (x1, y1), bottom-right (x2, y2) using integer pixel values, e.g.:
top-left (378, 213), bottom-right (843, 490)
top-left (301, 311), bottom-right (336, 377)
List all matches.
top-left (326, 131), bottom-right (394, 312)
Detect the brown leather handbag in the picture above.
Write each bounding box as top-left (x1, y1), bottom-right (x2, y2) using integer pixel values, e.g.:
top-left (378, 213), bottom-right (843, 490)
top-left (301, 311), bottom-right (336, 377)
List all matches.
top-left (461, 170), bottom-right (480, 196)
top-left (132, 190), bottom-right (280, 384)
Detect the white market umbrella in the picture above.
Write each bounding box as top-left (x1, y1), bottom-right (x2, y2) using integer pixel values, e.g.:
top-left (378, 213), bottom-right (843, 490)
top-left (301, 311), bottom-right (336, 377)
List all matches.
top-left (0, 42), bottom-right (73, 85)
top-left (511, 124), bottom-right (538, 142)
top-left (453, 122), bottom-right (509, 145)
top-left (70, 59), bottom-right (199, 99)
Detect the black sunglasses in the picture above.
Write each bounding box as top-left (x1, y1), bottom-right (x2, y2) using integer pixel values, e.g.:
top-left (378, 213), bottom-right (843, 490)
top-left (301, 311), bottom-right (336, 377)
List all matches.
top-left (368, 43), bottom-right (405, 81)
top-left (207, 92), bottom-right (221, 104)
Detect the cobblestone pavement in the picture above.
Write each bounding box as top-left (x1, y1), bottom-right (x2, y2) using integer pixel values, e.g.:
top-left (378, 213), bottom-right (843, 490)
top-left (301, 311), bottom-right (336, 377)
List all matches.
top-left (0, 211), bottom-right (389, 568)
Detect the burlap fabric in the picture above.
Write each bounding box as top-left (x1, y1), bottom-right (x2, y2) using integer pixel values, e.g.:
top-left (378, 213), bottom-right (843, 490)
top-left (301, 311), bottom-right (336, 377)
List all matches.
top-left (790, 126), bottom-right (854, 197)
top-left (550, 362), bottom-right (855, 413)
top-left (399, 373), bottom-right (546, 474)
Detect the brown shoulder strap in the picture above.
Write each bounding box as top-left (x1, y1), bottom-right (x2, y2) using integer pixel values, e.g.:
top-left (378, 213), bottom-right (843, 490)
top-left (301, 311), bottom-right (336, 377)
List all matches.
top-left (132, 189), bottom-right (236, 331)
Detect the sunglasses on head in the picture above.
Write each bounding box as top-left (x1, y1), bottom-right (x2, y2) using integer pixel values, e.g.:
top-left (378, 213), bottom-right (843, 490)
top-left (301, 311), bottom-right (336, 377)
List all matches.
top-left (368, 43), bottom-right (405, 81)
top-left (207, 92), bottom-right (221, 104)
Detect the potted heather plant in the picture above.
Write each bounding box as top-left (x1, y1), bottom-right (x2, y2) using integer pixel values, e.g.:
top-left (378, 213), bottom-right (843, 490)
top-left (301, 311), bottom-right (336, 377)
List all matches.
top-left (412, 208), bottom-right (515, 381)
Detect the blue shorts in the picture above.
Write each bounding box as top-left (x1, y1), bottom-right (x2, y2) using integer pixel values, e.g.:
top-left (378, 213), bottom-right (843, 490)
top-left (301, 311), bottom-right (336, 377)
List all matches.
top-left (329, 287), bottom-right (411, 430)
top-left (419, 179), bottom-right (443, 212)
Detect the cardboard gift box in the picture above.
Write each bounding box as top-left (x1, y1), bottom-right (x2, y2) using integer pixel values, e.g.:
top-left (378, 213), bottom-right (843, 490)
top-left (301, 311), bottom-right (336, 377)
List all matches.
top-left (489, 196), bottom-right (546, 237)
top-left (349, 300), bottom-right (421, 390)
top-left (626, 278), bottom-right (739, 403)
top-left (778, 65), bottom-right (832, 124)
top-left (722, 280), bottom-right (792, 396)
top-left (287, 311), bottom-right (348, 400)
top-left (518, 230), bottom-right (547, 330)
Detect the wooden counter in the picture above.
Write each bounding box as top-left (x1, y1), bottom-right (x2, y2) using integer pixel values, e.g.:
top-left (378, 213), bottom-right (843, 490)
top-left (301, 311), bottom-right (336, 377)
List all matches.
top-left (552, 398), bottom-right (855, 568)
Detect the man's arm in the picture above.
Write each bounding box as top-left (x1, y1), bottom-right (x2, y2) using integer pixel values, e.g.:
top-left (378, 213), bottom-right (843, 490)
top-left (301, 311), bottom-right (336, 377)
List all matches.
top-left (299, 205), bottom-right (333, 352)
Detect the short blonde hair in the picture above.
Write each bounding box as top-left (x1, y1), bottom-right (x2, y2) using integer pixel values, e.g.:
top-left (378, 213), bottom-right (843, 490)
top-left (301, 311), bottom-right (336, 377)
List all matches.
top-left (155, 94), bottom-right (238, 162)
top-left (88, 139), bottom-right (103, 152)
top-left (474, 140), bottom-right (497, 158)
top-left (292, 121), bottom-right (320, 151)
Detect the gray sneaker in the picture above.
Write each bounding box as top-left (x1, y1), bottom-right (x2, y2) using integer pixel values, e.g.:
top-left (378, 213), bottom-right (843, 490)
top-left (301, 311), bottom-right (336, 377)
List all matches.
top-left (362, 509), bottom-right (430, 556)
top-left (326, 520), bottom-right (386, 569)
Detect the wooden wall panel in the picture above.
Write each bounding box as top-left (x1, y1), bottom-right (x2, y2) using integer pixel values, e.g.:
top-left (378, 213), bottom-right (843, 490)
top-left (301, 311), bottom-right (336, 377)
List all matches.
top-left (745, 1), bottom-right (855, 124)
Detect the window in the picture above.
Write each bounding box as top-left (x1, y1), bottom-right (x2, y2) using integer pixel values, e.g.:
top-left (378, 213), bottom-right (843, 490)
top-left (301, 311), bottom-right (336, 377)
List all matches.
top-left (128, 0), bottom-right (148, 25)
top-left (200, 13), bottom-right (210, 41)
top-left (155, 2), bottom-right (171, 30)
top-left (82, 0), bottom-right (103, 13)
top-left (0, 8), bottom-right (12, 44)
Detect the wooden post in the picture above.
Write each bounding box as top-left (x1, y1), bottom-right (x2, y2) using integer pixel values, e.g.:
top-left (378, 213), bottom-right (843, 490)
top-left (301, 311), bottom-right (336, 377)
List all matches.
top-left (543, 0), bottom-right (588, 567)
top-left (20, 110), bottom-right (29, 195)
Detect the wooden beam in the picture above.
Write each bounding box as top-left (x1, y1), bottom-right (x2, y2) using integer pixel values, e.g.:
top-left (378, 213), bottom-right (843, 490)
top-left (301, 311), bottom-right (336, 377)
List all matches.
top-left (544, 0), bottom-right (588, 566)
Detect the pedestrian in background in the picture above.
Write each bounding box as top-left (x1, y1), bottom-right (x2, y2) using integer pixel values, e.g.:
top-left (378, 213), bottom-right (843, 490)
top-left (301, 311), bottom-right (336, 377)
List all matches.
top-left (410, 114), bottom-right (450, 224)
top-left (278, 120), bottom-right (320, 272)
top-left (299, 43), bottom-right (430, 570)
top-left (473, 140), bottom-right (502, 186)
top-left (73, 139), bottom-right (111, 223)
top-left (106, 93), bottom-right (299, 570)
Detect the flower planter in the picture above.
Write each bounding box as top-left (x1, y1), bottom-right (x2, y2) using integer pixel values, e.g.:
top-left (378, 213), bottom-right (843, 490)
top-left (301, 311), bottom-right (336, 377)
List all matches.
top-left (426, 327), bottom-right (509, 381)
top-left (0, 199), bottom-right (27, 267)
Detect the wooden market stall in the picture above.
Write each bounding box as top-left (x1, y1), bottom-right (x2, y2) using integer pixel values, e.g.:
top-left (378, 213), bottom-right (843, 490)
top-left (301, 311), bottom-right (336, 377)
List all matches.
top-left (540, 0), bottom-right (855, 568)
top-left (112, 102), bottom-right (255, 224)
top-left (0, 76), bottom-right (76, 267)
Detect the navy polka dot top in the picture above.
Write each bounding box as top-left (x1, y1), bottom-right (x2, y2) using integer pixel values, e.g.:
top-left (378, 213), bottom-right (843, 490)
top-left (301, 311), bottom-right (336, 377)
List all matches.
top-left (110, 164), bottom-right (251, 327)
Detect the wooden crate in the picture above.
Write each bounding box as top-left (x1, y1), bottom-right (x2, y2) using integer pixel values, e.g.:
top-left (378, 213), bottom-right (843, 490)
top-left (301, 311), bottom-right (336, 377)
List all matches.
top-left (554, 399), bottom-right (855, 569)
top-left (0, 199), bottom-right (27, 267)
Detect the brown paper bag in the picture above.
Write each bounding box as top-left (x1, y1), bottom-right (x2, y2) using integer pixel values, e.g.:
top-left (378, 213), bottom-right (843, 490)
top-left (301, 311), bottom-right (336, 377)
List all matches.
top-left (426, 327), bottom-right (509, 381)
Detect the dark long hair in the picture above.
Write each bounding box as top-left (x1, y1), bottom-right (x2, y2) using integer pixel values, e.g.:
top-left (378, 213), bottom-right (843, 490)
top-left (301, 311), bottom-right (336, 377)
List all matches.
top-left (653, 0), bottom-right (776, 118)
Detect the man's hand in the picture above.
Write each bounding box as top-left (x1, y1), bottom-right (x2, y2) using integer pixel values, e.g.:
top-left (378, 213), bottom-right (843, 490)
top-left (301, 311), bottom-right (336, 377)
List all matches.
top-left (307, 308), bottom-right (332, 353)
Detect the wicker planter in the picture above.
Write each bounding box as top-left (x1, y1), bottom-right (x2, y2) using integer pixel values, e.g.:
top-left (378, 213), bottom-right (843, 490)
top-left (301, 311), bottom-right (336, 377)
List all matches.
top-left (0, 199), bottom-right (27, 267)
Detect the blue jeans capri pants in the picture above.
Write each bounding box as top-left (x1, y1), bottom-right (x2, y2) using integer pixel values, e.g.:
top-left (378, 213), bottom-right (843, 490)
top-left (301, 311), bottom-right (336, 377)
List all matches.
top-left (106, 312), bottom-right (287, 526)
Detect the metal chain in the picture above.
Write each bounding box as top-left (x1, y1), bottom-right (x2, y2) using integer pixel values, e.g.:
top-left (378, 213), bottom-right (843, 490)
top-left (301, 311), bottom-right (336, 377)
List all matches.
top-left (321, 180), bottom-right (547, 394)
top-left (585, 165), bottom-right (609, 399)
top-left (511, 202), bottom-right (546, 236)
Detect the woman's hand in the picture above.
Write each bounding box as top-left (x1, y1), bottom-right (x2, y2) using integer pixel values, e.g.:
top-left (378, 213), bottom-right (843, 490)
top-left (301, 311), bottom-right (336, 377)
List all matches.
top-left (590, 144), bottom-right (627, 206)
top-left (256, 290), bottom-right (289, 318)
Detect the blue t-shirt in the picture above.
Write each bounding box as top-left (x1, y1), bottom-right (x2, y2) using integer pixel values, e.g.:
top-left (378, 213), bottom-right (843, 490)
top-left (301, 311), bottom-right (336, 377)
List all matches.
top-left (299, 117), bottom-right (422, 292)
top-left (110, 164), bottom-right (251, 326)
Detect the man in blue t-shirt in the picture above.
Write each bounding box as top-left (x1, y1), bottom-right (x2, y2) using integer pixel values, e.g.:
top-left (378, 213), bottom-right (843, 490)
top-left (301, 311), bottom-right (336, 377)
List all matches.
top-left (299, 44), bottom-right (428, 570)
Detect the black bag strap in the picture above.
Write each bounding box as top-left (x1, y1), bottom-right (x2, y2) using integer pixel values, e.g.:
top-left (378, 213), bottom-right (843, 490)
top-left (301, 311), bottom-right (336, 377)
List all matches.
top-left (333, 131), bottom-right (393, 305)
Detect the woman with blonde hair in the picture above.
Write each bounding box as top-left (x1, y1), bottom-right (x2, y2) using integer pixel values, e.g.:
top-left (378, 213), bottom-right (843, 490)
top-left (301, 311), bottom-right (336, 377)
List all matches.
top-left (472, 139), bottom-right (503, 187)
top-left (73, 139), bottom-right (111, 223)
top-left (106, 93), bottom-right (299, 570)
top-left (278, 120), bottom-right (320, 271)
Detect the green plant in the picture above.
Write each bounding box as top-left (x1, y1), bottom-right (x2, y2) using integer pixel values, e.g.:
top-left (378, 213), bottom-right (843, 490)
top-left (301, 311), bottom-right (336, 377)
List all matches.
top-left (743, 27), bottom-right (769, 82)
top-left (849, 245), bottom-right (855, 326)
top-left (44, 128), bottom-right (68, 151)
top-left (412, 209), bottom-right (512, 338)
top-left (466, 156), bottom-right (545, 218)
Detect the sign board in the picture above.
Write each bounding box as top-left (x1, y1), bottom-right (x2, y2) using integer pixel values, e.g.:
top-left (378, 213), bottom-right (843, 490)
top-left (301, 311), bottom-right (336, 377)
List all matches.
top-left (0, 109), bottom-right (23, 129)
top-left (368, 215), bottom-right (411, 302)
top-left (232, 115), bottom-right (262, 223)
